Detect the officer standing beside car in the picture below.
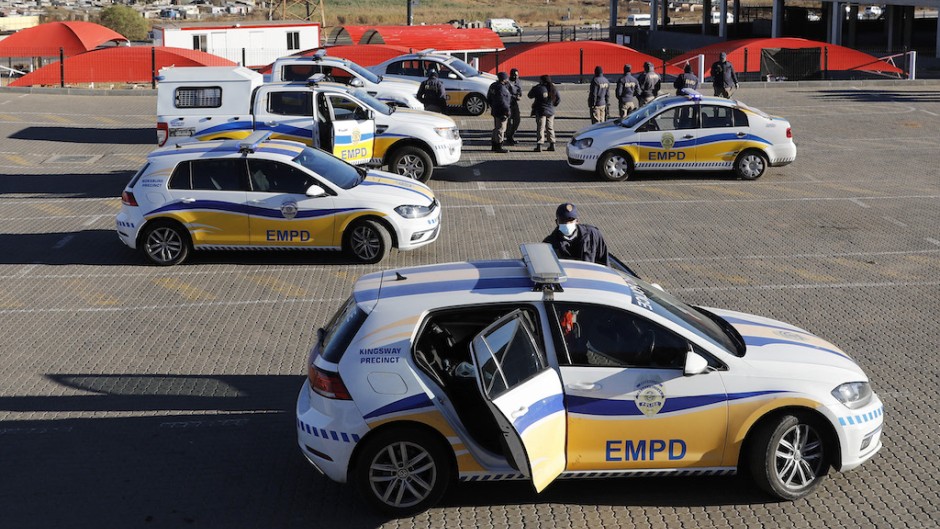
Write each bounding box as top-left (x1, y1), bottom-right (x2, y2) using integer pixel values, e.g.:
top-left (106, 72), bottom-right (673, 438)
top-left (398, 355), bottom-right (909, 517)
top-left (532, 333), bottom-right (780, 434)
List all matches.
top-left (487, 72), bottom-right (512, 153)
top-left (588, 66), bottom-right (610, 124)
top-left (505, 68), bottom-right (523, 146)
top-left (673, 63), bottom-right (699, 95)
top-left (543, 203), bottom-right (609, 265)
top-left (417, 70), bottom-right (447, 113)
top-left (710, 52), bottom-right (739, 98)
top-left (636, 62), bottom-right (661, 106)
top-left (528, 74), bottom-right (560, 152)
top-left (615, 64), bottom-right (638, 119)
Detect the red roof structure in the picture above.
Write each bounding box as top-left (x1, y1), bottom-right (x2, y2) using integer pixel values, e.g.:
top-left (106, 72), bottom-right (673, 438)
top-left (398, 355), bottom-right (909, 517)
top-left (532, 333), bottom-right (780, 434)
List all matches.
top-left (479, 41), bottom-right (682, 78)
top-left (0, 21), bottom-right (128, 58)
top-left (257, 44), bottom-right (411, 74)
top-left (10, 47), bottom-right (235, 87)
top-left (326, 26), bottom-right (372, 46)
top-left (359, 25), bottom-right (504, 52)
top-left (671, 38), bottom-right (903, 77)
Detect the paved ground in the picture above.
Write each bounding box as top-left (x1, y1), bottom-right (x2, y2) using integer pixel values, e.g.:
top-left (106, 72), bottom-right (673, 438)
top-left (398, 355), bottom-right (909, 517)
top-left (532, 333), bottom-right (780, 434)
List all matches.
top-left (0, 82), bottom-right (938, 529)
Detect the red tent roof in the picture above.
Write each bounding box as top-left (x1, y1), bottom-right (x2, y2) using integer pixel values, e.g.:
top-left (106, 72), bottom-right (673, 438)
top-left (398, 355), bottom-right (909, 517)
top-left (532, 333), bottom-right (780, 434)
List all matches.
top-left (10, 46), bottom-right (235, 87)
top-left (326, 26), bottom-right (372, 46)
top-left (256, 44), bottom-right (411, 74)
top-left (359, 25), bottom-right (504, 52)
top-left (671, 38), bottom-right (903, 76)
top-left (0, 21), bottom-right (128, 58)
top-left (479, 41), bottom-right (682, 78)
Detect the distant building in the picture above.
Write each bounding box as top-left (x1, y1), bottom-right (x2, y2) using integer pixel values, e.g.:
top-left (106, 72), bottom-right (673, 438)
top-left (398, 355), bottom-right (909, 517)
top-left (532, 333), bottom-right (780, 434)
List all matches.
top-left (153, 21), bottom-right (320, 66)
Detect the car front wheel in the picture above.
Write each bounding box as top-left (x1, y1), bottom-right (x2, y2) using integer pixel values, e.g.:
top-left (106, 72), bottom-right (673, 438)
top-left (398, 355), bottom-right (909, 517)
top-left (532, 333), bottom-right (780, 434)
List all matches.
top-left (463, 94), bottom-right (486, 116)
top-left (344, 219), bottom-right (391, 264)
top-left (748, 414), bottom-right (829, 501)
top-left (734, 149), bottom-right (768, 180)
top-left (389, 146), bottom-right (433, 182)
top-left (597, 150), bottom-right (633, 181)
top-left (353, 428), bottom-right (452, 516)
top-left (141, 221), bottom-right (190, 266)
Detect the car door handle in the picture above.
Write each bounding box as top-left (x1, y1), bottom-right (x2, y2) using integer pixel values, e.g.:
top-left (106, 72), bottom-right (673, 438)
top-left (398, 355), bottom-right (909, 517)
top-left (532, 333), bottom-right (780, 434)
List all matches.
top-left (566, 382), bottom-right (599, 391)
top-left (181, 198), bottom-right (196, 203)
top-left (737, 132), bottom-right (747, 137)
top-left (682, 134), bottom-right (694, 139)
top-left (265, 121), bottom-right (278, 127)
top-left (510, 406), bottom-right (528, 419)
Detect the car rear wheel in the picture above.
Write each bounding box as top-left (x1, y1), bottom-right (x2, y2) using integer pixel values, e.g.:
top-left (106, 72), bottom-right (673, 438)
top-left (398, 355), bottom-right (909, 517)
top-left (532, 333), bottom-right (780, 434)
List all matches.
top-left (748, 414), bottom-right (829, 501)
top-left (389, 146), bottom-right (433, 183)
top-left (354, 428), bottom-right (452, 516)
top-left (141, 221), bottom-right (190, 266)
top-left (734, 149), bottom-right (768, 180)
top-left (344, 219), bottom-right (391, 264)
top-left (597, 150), bottom-right (633, 181)
top-left (463, 93), bottom-right (486, 116)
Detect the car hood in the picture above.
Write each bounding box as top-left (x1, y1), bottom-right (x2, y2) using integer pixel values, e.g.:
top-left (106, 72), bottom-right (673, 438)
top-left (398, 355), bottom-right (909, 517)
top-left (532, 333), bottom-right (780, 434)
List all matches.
top-left (355, 170), bottom-right (436, 206)
top-left (378, 78), bottom-right (420, 94)
top-left (707, 307), bottom-right (867, 380)
top-left (382, 108), bottom-right (457, 128)
top-left (573, 120), bottom-right (627, 138)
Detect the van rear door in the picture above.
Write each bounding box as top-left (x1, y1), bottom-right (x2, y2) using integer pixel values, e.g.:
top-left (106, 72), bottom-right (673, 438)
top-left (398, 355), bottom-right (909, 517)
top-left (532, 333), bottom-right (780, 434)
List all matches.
top-left (320, 93), bottom-right (376, 165)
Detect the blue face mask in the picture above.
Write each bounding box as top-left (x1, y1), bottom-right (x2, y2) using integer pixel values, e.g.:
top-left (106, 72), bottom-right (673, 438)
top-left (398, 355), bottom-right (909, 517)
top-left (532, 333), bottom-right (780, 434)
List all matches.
top-left (558, 222), bottom-right (578, 237)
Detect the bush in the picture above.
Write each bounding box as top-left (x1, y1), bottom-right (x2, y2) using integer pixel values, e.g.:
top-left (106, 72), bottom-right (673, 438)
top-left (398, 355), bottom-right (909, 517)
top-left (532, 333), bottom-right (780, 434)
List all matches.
top-left (98, 5), bottom-right (149, 42)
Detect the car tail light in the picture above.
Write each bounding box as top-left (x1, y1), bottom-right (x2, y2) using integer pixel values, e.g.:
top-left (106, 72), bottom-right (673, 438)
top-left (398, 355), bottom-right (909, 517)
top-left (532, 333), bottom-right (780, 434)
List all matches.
top-left (786, 127), bottom-right (792, 139)
top-left (157, 122), bottom-right (168, 146)
top-left (309, 365), bottom-right (351, 400)
top-left (121, 191), bottom-right (138, 206)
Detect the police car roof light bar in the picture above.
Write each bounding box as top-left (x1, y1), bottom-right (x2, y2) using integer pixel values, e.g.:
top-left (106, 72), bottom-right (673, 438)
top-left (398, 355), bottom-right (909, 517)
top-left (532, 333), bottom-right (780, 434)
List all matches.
top-left (311, 49), bottom-right (327, 61)
top-left (520, 243), bottom-right (566, 299)
top-left (681, 88), bottom-right (702, 101)
top-left (306, 73), bottom-right (327, 86)
top-left (238, 131), bottom-right (273, 154)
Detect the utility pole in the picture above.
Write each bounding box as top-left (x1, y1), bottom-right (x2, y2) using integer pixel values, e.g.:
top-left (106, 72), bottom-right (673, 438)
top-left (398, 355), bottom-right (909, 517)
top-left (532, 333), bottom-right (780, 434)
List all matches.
top-left (407, 0), bottom-right (416, 25)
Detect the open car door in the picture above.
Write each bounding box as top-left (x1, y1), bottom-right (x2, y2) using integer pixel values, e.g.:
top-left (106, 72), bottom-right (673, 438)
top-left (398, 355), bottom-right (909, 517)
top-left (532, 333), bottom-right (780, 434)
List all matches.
top-left (323, 93), bottom-right (375, 166)
top-left (470, 309), bottom-right (566, 492)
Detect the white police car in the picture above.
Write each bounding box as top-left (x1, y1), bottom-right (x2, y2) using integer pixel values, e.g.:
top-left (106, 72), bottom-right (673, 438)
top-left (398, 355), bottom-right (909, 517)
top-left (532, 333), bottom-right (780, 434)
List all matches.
top-left (116, 132), bottom-right (441, 265)
top-left (567, 90), bottom-right (796, 181)
top-left (369, 49), bottom-right (497, 116)
top-left (296, 244), bottom-right (882, 515)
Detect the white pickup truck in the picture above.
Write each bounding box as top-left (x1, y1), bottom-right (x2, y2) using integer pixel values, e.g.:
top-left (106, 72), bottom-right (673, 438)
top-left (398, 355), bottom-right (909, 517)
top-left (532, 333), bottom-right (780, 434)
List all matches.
top-left (156, 66), bottom-right (461, 182)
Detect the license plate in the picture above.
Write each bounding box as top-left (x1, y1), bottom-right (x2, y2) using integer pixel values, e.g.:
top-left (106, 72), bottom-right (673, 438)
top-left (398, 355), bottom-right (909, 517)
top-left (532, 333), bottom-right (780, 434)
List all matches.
top-left (170, 128), bottom-right (195, 137)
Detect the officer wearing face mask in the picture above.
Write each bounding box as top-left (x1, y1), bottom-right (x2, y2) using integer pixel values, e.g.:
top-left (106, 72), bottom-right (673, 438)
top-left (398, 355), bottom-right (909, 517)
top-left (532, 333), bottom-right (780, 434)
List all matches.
top-left (543, 203), bottom-right (609, 265)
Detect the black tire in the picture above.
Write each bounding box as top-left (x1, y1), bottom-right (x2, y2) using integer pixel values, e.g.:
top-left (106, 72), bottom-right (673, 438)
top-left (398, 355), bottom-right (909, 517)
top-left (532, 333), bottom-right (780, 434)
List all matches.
top-left (597, 150), bottom-right (633, 181)
top-left (463, 93), bottom-right (487, 116)
top-left (734, 149), bottom-right (768, 180)
top-left (344, 219), bottom-right (391, 264)
top-left (140, 220), bottom-right (191, 266)
top-left (353, 427), bottom-right (452, 516)
top-left (748, 414), bottom-right (829, 501)
top-left (388, 146), bottom-right (434, 183)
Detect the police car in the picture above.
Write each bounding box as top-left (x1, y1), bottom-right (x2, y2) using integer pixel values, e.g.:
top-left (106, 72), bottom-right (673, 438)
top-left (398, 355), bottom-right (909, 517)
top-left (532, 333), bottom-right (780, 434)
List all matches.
top-left (296, 244), bottom-right (883, 515)
top-left (369, 50), bottom-right (497, 116)
top-left (116, 132), bottom-right (441, 265)
top-left (567, 90), bottom-right (796, 181)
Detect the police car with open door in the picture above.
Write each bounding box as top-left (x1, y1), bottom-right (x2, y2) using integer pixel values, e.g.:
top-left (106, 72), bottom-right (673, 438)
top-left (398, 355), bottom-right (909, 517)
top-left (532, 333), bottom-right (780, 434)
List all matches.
top-left (567, 90), bottom-right (796, 181)
top-left (296, 243), bottom-right (882, 515)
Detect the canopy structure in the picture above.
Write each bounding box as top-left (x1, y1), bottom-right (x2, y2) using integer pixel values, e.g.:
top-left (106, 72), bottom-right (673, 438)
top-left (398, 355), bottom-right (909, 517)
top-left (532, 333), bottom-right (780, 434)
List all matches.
top-left (325, 26), bottom-right (372, 46)
top-left (10, 47), bottom-right (236, 87)
top-left (479, 41), bottom-right (683, 78)
top-left (0, 21), bottom-right (128, 57)
top-left (671, 38), bottom-right (904, 78)
top-left (359, 25), bottom-right (504, 52)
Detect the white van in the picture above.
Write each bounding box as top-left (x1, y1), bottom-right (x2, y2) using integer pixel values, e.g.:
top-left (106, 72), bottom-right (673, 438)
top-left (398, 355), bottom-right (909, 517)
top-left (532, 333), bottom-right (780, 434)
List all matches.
top-left (626, 14), bottom-right (651, 27)
top-left (486, 18), bottom-right (522, 36)
top-left (710, 11), bottom-right (734, 24)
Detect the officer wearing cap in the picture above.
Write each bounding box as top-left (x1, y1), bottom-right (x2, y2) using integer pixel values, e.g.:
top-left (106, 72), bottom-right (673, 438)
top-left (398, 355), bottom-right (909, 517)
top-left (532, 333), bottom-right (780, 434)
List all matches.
top-left (588, 66), bottom-right (610, 124)
top-left (710, 51), bottom-right (739, 98)
top-left (636, 62), bottom-right (661, 106)
top-left (543, 203), bottom-right (609, 265)
top-left (615, 64), bottom-right (638, 119)
top-left (673, 63), bottom-right (699, 95)
top-left (417, 70), bottom-right (447, 113)
top-left (487, 72), bottom-right (512, 153)
top-left (505, 68), bottom-right (523, 146)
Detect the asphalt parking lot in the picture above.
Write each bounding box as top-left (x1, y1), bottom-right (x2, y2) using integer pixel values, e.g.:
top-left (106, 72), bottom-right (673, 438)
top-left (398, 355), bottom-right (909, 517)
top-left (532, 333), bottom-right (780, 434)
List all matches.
top-left (0, 82), bottom-right (938, 529)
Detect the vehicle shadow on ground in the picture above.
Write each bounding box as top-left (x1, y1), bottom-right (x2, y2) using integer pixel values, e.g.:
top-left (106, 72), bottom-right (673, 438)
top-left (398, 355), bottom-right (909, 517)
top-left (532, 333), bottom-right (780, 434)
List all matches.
top-left (0, 230), bottom-right (370, 266)
top-left (808, 89), bottom-right (940, 103)
top-left (459, 128), bottom-right (575, 147)
top-left (0, 171), bottom-right (134, 198)
top-left (436, 160), bottom-right (586, 183)
top-left (9, 127), bottom-right (154, 144)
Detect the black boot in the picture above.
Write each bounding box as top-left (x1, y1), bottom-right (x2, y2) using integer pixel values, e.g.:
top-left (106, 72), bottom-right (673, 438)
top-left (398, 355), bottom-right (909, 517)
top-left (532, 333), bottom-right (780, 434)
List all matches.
top-left (547, 143), bottom-right (556, 152)
top-left (493, 142), bottom-right (508, 153)
top-left (534, 143), bottom-right (542, 152)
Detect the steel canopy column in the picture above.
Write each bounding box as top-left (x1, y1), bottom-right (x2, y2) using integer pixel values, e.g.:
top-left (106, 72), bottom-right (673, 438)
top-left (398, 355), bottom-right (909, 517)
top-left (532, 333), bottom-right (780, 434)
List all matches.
top-left (652, 0), bottom-right (659, 32)
top-left (610, 0), bottom-right (618, 40)
top-left (830, 1), bottom-right (843, 46)
top-left (703, 0), bottom-right (712, 35)
top-left (886, 4), bottom-right (895, 53)
top-left (848, 4), bottom-right (858, 48)
top-left (771, 0), bottom-right (783, 38)
top-left (719, 0), bottom-right (728, 38)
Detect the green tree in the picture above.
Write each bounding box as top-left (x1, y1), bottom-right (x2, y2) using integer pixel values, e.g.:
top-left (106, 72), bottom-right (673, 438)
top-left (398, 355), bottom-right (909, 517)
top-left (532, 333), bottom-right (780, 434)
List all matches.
top-left (98, 5), bottom-right (150, 42)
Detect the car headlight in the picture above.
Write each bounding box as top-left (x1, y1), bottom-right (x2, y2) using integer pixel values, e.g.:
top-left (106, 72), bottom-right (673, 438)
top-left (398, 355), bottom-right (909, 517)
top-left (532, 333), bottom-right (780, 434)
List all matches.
top-left (395, 204), bottom-right (433, 218)
top-left (570, 137), bottom-right (593, 149)
top-left (435, 127), bottom-right (459, 140)
top-left (831, 382), bottom-right (872, 409)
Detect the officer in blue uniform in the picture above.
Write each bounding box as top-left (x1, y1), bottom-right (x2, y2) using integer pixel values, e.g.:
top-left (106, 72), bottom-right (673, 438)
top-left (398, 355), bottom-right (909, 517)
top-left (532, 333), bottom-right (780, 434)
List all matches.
top-left (673, 63), bottom-right (699, 95)
top-left (544, 203), bottom-right (609, 265)
top-left (417, 70), bottom-right (447, 113)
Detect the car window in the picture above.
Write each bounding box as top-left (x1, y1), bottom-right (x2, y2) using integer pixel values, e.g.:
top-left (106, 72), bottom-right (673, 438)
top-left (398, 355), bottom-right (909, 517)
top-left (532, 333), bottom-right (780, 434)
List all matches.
top-left (319, 297), bottom-right (367, 363)
top-left (700, 105), bottom-right (734, 128)
top-left (281, 64), bottom-right (316, 82)
top-left (327, 94), bottom-right (365, 121)
top-left (127, 163), bottom-right (151, 189)
top-left (648, 106), bottom-right (699, 131)
top-left (269, 91), bottom-right (313, 116)
top-left (474, 314), bottom-right (546, 399)
top-left (248, 159), bottom-right (315, 194)
top-left (733, 108), bottom-right (749, 127)
top-left (387, 60), bottom-right (422, 77)
top-left (168, 162), bottom-right (191, 190)
top-left (291, 146), bottom-right (362, 190)
top-left (190, 159), bottom-right (247, 191)
top-left (553, 303), bottom-right (688, 369)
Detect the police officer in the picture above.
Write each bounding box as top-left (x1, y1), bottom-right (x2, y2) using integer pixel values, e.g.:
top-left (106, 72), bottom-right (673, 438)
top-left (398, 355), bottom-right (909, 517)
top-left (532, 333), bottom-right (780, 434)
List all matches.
top-left (505, 68), bottom-right (523, 145)
top-left (487, 72), bottom-right (512, 153)
top-left (588, 66), bottom-right (610, 124)
top-left (673, 63), bottom-right (699, 95)
top-left (615, 64), bottom-right (638, 119)
top-left (544, 203), bottom-right (609, 265)
top-left (636, 61), bottom-right (661, 106)
top-left (710, 52), bottom-right (739, 98)
top-left (417, 70), bottom-right (447, 113)
top-left (528, 74), bottom-right (560, 152)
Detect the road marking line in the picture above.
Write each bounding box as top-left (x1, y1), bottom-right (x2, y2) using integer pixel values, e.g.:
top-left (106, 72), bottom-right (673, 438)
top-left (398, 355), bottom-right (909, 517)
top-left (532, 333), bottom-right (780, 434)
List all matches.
top-left (0, 114), bottom-right (22, 121)
top-left (927, 238), bottom-right (940, 247)
top-left (33, 203), bottom-right (72, 216)
top-left (15, 264), bottom-right (37, 278)
top-left (676, 262), bottom-right (750, 285)
top-left (577, 188), bottom-right (626, 201)
top-left (766, 261), bottom-right (839, 283)
top-left (921, 109), bottom-right (938, 117)
top-left (673, 280), bottom-right (940, 293)
top-left (849, 198), bottom-right (870, 208)
top-left (882, 216), bottom-right (907, 227)
top-left (42, 114), bottom-right (73, 124)
top-left (0, 296), bottom-right (345, 315)
top-left (511, 189), bottom-right (559, 203)
top-left (500, 251), bottom-right (511, 259)
top-left (706, 186), bottom-right (757, 199)
top-left (83, 215), bottom-right (104, 227)
top-left (830, 257), bottom-right (913, 280)
top-left (92, 116), bottom-right (121, 125)
top-left (151, 277), bottom-right (217, 301)
top-left (65, 278), bottom-right (121, 306)
top-left (642, 187), bottom-right (694, 200)
top-left (484, 205), bottom-right (495, 216)
top-left (52, 235), bottom-right (74, 249)
top-left (248, 275), bottom-right (311, 297)
top-left (3, 154), bottom-right (30, 166)
top-left (437, 190), bottom-right (495, 205)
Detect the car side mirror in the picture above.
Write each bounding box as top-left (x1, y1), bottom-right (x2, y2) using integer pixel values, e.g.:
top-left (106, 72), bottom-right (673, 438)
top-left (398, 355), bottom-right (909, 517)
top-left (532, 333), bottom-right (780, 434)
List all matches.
top-left (684, 349), bottom-right (709, 376)
top-left (306, 184), bottom-right (328, 197)
top-left (349, 77), bottom-right (364, 88)
top-left (447, 72), bottom-right (458, 80)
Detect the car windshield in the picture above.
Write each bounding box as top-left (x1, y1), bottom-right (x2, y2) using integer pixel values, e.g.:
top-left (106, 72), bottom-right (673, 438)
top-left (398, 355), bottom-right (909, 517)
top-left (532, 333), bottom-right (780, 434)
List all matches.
top-left (346, 61), bottom-right (381, 84)
top-left (292, 146), bottom-right (364, 189)
top-left (350, 89), bottom-right (394, 116)
top-left (447, 58), bottom-right (479, 77)
top-left (620, 99), bottom-right (671, 128)
top-left (615, 272), bottom-right (743, 356)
